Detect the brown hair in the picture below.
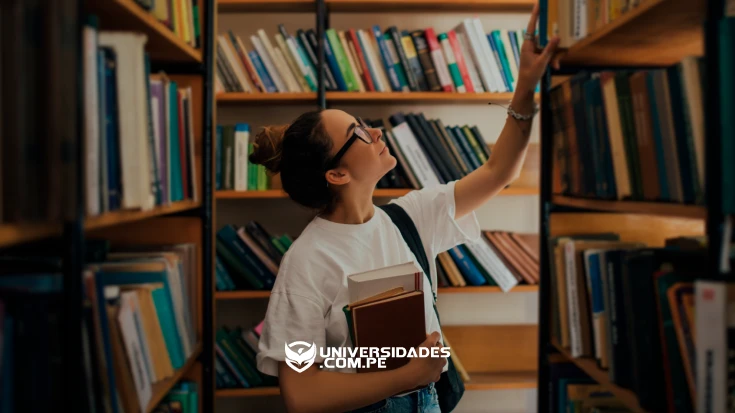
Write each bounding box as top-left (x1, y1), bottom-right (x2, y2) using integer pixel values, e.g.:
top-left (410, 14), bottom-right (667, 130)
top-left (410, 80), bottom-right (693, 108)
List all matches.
top-left (249, 109), bottom-right (339, 213)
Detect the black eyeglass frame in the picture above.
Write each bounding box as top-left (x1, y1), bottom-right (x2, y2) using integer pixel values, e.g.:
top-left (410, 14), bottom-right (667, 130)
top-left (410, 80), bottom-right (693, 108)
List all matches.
top-left (326, 117), bottom-right (374, 170)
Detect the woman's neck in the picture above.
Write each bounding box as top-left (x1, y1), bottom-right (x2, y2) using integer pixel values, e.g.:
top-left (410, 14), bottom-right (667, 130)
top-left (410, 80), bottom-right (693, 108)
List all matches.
top-left (319, 182), bottom-right (375, 225)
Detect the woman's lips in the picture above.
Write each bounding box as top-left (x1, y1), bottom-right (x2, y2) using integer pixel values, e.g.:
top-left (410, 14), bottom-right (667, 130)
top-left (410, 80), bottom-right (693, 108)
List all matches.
top-left (380, 145), bottom-right (387, 155)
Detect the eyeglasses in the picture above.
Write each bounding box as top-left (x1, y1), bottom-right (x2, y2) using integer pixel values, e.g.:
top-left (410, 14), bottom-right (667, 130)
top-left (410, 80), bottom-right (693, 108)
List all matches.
top-left (327, 117), bottom-right (374, 169)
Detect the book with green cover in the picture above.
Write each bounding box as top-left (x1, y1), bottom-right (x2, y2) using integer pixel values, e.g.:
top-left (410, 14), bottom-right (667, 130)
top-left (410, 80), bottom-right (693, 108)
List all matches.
top-left (326, 29), bottom-right (358, 91)
top-left (461, 125), bottom-right (488, 164)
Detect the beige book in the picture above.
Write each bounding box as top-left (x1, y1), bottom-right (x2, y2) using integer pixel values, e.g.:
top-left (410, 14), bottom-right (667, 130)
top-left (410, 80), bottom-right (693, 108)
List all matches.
top-left (348, 287), bottom-right (405, 310)
top-left (273, 47), bottom-right (302, 92)
top-left (275, 34), bottom-right (308, 92)
top-left (258, 29), bottom-right (299, 92)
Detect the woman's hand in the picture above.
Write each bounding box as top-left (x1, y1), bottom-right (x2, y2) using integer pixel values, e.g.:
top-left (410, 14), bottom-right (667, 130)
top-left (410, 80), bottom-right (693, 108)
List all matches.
top-left (515, 2), bottom-right (561, 95)
top-left (400, 332), bottom-right (447, 389)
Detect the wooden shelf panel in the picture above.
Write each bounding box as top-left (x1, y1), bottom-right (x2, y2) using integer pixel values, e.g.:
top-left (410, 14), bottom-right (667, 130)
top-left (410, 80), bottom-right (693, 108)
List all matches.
top-left (87, 0), bottom-right (202, 63)
top-left (0, 223), bottom-right (62, 249)
top-left (217, 0), bottom-right (535, 12)
top-left (216, 92), bottom-right (317, 104)
top-left (215, 285), bottom-right (538, 300)
top-left (218, 0), bottom-right (315, 12)
top-left (216, 387), bottom-right (281, 397)
top-left (551, 343), bottom-right (644, 412)
top-left (463, 371), bottom-right (537, 390)
top-left (556, 0), bottom-right (705, 66)
top-left (217, 187), bottom-right (538, 199)
top-left (147, 343), bottom-right (203, 413)
top-left (216, 92), bottom-right (539, 104)
top-left (327, 0), bottom-right (535, 12)
top-left (214, 371), bottom-right (535, 397)
top-left (552, 195), bottom-right (706, 219)
top-left (85, 200), bottom-right (201, 231)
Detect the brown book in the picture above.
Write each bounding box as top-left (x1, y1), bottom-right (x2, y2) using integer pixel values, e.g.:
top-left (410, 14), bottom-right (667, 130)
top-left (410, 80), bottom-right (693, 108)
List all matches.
top-left (562, 81), bottom-right (581, 195)
top-left (497, 232), bottom-right (539, 279)
top-left (483, 232), bottom-right (536, 284)
top-left (438, 251), bottom-right (465, 287)
top-left (511, 233), bottom-right (540, 264)
top-left (351, 290), bottom-right (426, 374)
top-left (106, 304), bottom-right (141, 413)
top-left (628, 71), bottom-right (660, 200)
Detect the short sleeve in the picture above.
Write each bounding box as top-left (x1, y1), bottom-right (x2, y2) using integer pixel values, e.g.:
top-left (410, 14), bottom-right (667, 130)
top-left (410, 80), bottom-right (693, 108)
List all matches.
top-left (255, 291), bottom-right (327, 377)
top-left (390, 180), bottom-right (481, 259)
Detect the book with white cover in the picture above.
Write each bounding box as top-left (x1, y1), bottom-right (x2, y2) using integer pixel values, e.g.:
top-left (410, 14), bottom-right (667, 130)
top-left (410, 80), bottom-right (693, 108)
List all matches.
top-left (347, 261), bottom-right (424, 304)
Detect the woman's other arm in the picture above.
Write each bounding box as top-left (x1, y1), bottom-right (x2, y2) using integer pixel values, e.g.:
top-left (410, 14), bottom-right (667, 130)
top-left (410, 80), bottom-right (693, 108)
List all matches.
top-left (278, 332), bottom-right (445, 413)
top-left (454, 3), bottom-right (560, 220)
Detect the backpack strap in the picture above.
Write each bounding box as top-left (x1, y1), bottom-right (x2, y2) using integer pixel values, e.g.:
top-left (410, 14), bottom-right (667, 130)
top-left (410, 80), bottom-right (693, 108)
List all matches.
top-left (379, 203), bottom-right (436, 304)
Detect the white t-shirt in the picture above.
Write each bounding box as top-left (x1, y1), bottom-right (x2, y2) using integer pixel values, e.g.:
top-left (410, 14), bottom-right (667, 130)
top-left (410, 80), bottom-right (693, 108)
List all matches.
top-left (255, 180), bottom-right (481, 378)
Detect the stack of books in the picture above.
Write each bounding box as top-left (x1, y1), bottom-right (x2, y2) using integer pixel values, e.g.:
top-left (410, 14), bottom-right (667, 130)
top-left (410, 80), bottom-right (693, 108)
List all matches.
top-left (83, 18), bottom-right (200, 217)
top-left (215, 124), bottom-right (270, 191)
top-left (215, 222), bottom-right (292, 291)
top-left (134, 0), bottom-right (202, 49)
top-left (546, 232), bottom-right (732, 412)
top-left (152, 381), bottom-right (199, 413)
top-left (550, 56), bottom-right (705, 205)
top-left (215, 321), bottom-right (278, 389)
top-left (83, 242), bottom-right (200, 413)
top-left (215, 21), bottom-right (527, 94)
top-left (437, 231), bottom-right (540, 292)
top-left (369, 115), bottom-right (491, 190)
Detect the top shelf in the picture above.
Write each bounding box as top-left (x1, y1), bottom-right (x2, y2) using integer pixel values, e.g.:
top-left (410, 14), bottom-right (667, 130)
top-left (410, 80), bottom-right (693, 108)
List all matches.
top-left (218, 0), bottom-right (535, 12)
top-left (556, 0), bottom-right (705, 66)
top-left (87, 0), bottom-right (202, 63)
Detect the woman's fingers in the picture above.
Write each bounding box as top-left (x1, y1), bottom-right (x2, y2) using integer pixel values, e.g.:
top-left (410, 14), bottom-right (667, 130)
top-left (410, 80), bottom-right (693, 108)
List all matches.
top-left (540, 36), bottom-right (560, 66)
top-left (526, 2), bottom-right (539, 39)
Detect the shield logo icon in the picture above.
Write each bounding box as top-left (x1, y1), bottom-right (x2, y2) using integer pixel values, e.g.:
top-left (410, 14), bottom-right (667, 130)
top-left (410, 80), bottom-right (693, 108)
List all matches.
top-left (284, 341), bottom-right (317, 373)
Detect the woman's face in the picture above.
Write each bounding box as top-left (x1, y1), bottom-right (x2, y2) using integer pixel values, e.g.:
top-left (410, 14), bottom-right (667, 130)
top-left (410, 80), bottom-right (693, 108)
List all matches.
top-left (321, 109), bottom-right (397, 186)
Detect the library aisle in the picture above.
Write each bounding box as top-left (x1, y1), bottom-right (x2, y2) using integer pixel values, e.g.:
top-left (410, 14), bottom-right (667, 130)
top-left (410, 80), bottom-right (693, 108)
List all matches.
top-left (0, 0), bottom-right (732, 412)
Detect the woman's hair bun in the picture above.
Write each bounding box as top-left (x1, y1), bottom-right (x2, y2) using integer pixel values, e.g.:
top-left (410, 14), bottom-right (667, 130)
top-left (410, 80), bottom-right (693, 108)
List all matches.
top-left (249, 124), bottom-right (289, 174)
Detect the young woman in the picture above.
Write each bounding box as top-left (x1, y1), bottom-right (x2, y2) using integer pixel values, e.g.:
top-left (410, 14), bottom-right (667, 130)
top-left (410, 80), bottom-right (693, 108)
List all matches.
top-left (252, 5), bottom-right (559, 413)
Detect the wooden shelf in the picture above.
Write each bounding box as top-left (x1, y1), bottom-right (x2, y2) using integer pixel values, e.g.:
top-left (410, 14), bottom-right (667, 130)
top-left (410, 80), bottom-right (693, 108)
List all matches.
top-left (87, 0), bottom-right (202, 63)
top-left (216, 92), bottom-right (317, 104)
top-left (216, 387), bottom-right (281, 397)
top-left (217, 186), bottom-right (538, 199)
top-left (216, 92), bottom-right (539, 104)
top-left (216, 290), bottom-right (272, 299)
top-left (463, 371), bottom-right (537, 390)
top-left (0, 223), bottom-right (62, 249)
top-left (85, 200), bottom-right (201, 231)
top-left (327, 91), bottom-right (528, 104)
top-left (146, 342), bottom-right (203, 413)
top-left (214, 371), bottom-right (535, 397)
top-left (216, 285), bottom-right (538, 300)
top-left (327, 0), bottom-right (535, 12)
top-left (552, 342), bottom-right (644, 412)
top-left (218, 0), bottom-right (535, 12)
top-left (552, 195), bottom-right (706, 219)
top-left (438, 285), bottom-right (538, 293)
top-left (556, 0), bottom-right (705, 66)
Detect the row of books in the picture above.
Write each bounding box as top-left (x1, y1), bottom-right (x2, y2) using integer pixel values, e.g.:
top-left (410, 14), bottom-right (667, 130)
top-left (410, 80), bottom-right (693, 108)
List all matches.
top-left (152, 381), bottom-right (199, 413)
top-left (215, 21), bottom-right (526, 95)
top-left (215, 321), bottom-right (277, 389)
top-left (134, 0), bottom-right (201, 49)
top-left (548, 362), bottom-right (633, 412)
top-left (550, 55), bottom-right (705, 205)
top-left (437, 231), bottom-right (540, 290)
top-left (1, 0), bottom-right (79, 223)
top-left (368, 115), bottom-right (491, 190)
top-left (215, 124), bottom-right (269, 191)
top-left (543, 0), bottom-right (642, 49)
top-left (215, 222), bottom-right (292, 291)
top-left (83, 21), bottom-right (200, 217)
top-left (0, 240), bottom-right (198, 413)
top-left (548, 232), bottom-right (733, 412)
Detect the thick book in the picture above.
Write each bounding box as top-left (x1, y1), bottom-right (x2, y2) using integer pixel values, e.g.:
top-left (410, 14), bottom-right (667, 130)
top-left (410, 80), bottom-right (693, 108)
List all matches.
top-left (347, 261), bottom-right (423, 304)
top-left (350, 290), bottom-right (426, 374)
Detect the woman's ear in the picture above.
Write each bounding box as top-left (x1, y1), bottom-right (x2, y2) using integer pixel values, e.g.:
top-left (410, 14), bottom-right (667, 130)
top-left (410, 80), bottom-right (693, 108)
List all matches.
top-left (325, 168), bottom-right (351, 187)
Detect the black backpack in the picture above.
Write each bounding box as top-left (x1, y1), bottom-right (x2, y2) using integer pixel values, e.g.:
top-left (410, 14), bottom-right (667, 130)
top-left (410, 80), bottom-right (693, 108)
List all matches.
top-left (379, 203), bottom-right (465, 412)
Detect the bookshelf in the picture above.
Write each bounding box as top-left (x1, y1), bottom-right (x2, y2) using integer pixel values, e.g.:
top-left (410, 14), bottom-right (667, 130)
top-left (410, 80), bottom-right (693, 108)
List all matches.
top-left (536, 0), bottom-right (727, 410)
top-left (210, 0), bottom-right (542, 411)
top-left (0, 0), bottom-right (214, 411)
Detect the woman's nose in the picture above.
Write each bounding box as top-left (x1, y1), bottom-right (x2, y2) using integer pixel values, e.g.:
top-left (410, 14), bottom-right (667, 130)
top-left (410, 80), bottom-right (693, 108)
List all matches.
top-left (369, 127), bottom-right (382, 143)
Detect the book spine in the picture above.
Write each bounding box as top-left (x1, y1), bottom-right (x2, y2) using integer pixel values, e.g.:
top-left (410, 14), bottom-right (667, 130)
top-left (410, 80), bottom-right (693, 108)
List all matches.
top-left (400, 30), bottom-right (428, 91)
top-left (326, 29), bottom-right (358, 91)
top-left (382, 32), bottom-right (410, 91)
top-left (411, 30), bottom-right (441, 92)
top-left (446, 30), bottom-right (474, 93)
top-left (371, 25), bottom-right (402, 92)
top-left (388, 26), bottom-right (418, 91)
top-left (425, 28), bottom-right (454, 92)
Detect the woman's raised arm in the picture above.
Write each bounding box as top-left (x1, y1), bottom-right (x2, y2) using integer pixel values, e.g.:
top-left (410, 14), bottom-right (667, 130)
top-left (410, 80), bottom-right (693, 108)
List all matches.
top-left (454, 3), bottom-right (560, 220)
